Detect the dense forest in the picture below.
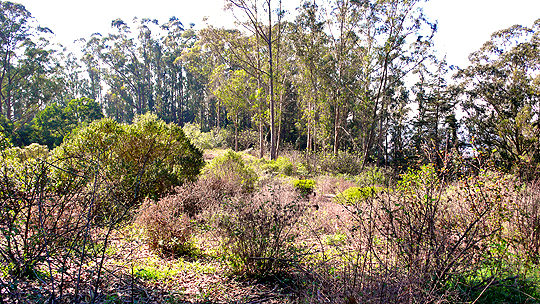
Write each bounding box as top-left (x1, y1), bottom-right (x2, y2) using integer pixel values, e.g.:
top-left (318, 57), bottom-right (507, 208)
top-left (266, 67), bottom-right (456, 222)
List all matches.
top-left (1, 0), bottom-right (540, 303)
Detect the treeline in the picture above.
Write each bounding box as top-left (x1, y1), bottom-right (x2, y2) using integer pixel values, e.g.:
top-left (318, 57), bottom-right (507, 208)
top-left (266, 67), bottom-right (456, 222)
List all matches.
top-left (1, 0), bottom-right (539, 176)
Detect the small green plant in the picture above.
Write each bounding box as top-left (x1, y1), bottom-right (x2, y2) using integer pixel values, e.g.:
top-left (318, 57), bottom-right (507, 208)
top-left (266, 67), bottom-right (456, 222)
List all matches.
top-left (324, 233), bottom-right (347, 246)
top-left (335, 186), bottom-right (384, 205)
top-left (293, 179), bottom-right (316, 196)
top-left (296, 164), bottom-right (310, 177)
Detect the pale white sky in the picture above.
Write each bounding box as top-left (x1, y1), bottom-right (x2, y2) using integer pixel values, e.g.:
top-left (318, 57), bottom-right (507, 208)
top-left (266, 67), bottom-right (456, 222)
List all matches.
top-left (13, 0), bottom-right (540, 68)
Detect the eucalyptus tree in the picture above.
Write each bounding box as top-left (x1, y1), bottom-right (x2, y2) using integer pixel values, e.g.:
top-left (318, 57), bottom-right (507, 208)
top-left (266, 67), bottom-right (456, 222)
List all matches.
top-left (291, 1), bottom-right (329, 152)
top-left (314, 0), bottom-right (356, 155)
top-left (290, 0), bottom-right (435, 160)
top-left (182, 38), bottom-right (222, 130)
top-left (412, 57), bottom-right (459, 167)
top-left (56, 48), bottom-right (92, 102)
top-left (80, 16), bottom-right (207, 125)
top-left (213, 69), bottom-right (255, 151)
top-left (456, 20), bottom-right (540, 177)
top-left (349, 0), bottom-right (436, 167)
top-left (200, 26), bottom-right (268, 158)
top-left (80, 34), bottom-right (104, 102)
top-left (268, 20), bottom-right (297, 155)
top-left (224, 0), bottom-right (286, 160)
top-left (101, 18), bottom-right (153, 118)
top-left (0, 1), bottom-right (59, 123)
top-left (159, 17), bottom-right (197, 125)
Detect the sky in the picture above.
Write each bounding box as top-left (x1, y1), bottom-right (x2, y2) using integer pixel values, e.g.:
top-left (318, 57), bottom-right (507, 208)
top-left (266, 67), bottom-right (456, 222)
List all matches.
top-left (12, 0), bottom-right (540, 69)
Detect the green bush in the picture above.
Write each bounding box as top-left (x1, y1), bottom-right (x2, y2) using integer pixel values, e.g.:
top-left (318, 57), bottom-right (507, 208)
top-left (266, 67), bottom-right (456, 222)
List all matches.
top-left (293, 179), bottom-right (316, 196)
top-left (52, 113), bottom-right (204, 213)
top-left (350, 166), bottom-right (389, 187)
top-left (182, 123), bottom-right (228, 150)
top-left (335, 186), bottom-right (384, 205)
top-left (319, 151), bottom-right (363, 175)
top-left (203, 150), bottom-right (257, 193)
top-left (261, 156), bottom-right (294, 176)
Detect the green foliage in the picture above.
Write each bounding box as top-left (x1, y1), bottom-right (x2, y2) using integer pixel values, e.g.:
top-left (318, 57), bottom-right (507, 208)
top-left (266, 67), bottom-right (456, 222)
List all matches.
top-left (261, 156), bottom-right (294, 176)
top-left (459, 276), bottom-right (540, 304)
top-left (292, 179), bottom-right (316, 196)
top-left (335, 186), bottom-right (384, 205)
top-left (182, 122), bottom-right (228, 150)
top-left (349, 166), bottom-right (389, 187)
top-left (31, 97), bottom-right (103, 148)
top-left (0, 114), bottom-right (32, 147)
top-left (0, 124), bottom-right (12, 150)
top-left (203, 150), bottom-right (257, 193)
top-left (53, 113), bottom-right (204, 212)
top-left (397, 163), bottom-right (439, 195)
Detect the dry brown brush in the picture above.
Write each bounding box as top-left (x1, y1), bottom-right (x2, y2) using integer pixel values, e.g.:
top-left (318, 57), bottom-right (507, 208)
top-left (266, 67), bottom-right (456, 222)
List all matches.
top-left (294, 164), bottom-right (538, 303)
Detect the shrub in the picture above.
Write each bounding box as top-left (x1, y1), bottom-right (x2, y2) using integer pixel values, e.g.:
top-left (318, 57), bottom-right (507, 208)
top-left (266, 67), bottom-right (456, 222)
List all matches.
top-left (203, 150), bottom-right (257, 193)
top-left (513, 180), bottom-right (540, 263)
top-left (0, 125), bottom-right (11, 150)
top-left (216, 184), bottom-right (305, 277)
top-left (0, 144), bottom-right (98, 282)
top-left (350, 166), bottom-right (389, 187)
top-left (293, 179), bottom-right (316, 196)
top-left (335, 186), bottom-right (384, 205)
top-left (136, 175), bottom-right (249, 257)
top-left (136, 198), bottom-right (194, 257)
top-left (52, 113), bottom-right (204, 215)
top-left (319, 151), bottom-right (363, 175)
top-left (182, 123), bottom-right (228, 150)
top-left (261, 156), bottom-right (295, 176)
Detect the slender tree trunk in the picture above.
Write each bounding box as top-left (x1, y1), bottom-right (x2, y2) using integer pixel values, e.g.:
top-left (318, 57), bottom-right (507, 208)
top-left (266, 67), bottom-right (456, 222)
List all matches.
top-left (234, 119), bottom-right (238, 152)
top-left (307, 111), bottom-right (312, 152)
top-left (217, 101), bottom-right (220, 129)
top-left (257, 76), bottom-right (264, 158)
top-left (333, 104), bottom-right (340, 155)
top-left (256, 31), bottom-right (264, 159)
top-left (268, 4), bottom-right (276, 160)
top-left (276, 97), bottom-right (283, 157)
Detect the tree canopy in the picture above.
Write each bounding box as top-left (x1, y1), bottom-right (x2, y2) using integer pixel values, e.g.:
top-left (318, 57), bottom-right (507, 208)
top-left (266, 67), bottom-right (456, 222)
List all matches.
top-left (0, 0), bottom-right (538, 177)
